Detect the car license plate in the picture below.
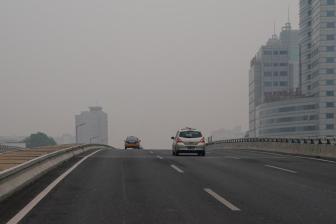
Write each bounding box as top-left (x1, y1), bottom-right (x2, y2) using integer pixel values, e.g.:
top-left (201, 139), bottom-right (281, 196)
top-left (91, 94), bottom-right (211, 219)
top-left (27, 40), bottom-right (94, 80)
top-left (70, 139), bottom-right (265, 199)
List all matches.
top-left (187, 146), bottom-right (195, 149)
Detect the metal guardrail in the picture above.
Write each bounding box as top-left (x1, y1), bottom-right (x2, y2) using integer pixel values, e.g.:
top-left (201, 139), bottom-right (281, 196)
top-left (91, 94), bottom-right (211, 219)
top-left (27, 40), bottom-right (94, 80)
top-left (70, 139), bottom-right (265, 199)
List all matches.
top-left (208, 137), bottom-right (336, 145)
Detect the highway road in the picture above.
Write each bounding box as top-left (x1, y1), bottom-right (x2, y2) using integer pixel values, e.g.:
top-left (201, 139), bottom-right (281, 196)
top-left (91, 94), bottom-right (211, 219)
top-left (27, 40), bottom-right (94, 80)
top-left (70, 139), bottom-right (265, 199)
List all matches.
top-left (1, 147), bottom-right (336, 224)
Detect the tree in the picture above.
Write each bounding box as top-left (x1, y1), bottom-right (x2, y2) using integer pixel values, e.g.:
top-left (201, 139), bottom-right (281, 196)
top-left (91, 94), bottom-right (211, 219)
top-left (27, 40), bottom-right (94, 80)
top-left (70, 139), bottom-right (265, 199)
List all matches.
top-left (24, 132), bottom-right (57, 148)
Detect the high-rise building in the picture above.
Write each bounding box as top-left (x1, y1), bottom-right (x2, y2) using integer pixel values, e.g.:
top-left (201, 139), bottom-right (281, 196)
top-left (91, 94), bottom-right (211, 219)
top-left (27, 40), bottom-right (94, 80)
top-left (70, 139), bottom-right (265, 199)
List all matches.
top-left (249, 23), bottom-right (300, 136)
top-left (300, 0), bottom-right (336, 135)
top-left (75, 107), bottom-right (108, 145)
top-left (249, 1), bottom-right (336, 138)
top-left (281, 23), bottom-right (301, 92)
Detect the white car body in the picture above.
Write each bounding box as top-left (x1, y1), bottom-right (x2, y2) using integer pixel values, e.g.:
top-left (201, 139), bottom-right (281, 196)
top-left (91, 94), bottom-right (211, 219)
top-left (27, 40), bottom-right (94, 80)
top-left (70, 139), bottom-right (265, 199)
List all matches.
top-left (171, 127), bottom-right (206, 156)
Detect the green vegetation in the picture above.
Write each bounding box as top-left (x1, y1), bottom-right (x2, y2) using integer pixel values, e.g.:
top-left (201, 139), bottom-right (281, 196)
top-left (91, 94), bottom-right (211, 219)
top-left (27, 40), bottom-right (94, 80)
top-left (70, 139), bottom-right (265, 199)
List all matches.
top-left (24, 132), bottom-right (57, 148)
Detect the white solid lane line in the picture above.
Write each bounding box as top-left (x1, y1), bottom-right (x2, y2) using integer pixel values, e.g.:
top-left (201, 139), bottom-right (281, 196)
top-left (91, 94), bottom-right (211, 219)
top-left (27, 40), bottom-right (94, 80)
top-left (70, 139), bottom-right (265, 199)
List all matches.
top-left (7, 149), bottom-right (103, 224)
top-left (170, 164), bottom-right (184, 173)
top-left (243, 149), bottom-right (336, 165)
top-left (293, 155), bottom-right (336, 164)
top-left (157, 155), bottom-right (163, 160)
top-left (204, 188), bottom-right (241, 211)
top-left (265, 165), bottom-right (297, 174)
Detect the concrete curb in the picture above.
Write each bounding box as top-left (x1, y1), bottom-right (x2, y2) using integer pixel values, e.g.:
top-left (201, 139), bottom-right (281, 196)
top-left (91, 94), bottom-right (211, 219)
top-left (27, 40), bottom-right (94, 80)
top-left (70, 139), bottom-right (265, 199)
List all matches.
top-left (0, 144), bottom-right (110, 202)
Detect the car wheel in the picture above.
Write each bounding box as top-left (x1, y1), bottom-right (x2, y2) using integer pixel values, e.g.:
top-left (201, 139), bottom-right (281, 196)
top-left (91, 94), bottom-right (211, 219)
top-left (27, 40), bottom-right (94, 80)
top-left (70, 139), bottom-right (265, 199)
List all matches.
top-left (175, 151), bottom-right (179, 156)
top-left (200, 151), bottom-right (206, 157)
top-left (125, 147), bottom-right (127, 150)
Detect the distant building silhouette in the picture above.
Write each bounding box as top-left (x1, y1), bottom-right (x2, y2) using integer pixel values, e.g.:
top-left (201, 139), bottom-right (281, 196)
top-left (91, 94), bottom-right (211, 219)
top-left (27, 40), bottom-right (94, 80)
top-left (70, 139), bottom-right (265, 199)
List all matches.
top-left (211, 127), bottom-right (245, 141)
top-left (0, 136), bottom-right (26, 148)
top-left (55, 134), bottom-right (75, 145)
top-left (75, 107), bottom-right (108, 145)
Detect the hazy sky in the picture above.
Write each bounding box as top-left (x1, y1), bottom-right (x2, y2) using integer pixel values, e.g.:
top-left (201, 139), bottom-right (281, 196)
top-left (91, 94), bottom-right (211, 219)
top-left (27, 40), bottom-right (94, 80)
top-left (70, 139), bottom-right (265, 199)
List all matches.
top-left (0, 0), bottom-right (299, 148)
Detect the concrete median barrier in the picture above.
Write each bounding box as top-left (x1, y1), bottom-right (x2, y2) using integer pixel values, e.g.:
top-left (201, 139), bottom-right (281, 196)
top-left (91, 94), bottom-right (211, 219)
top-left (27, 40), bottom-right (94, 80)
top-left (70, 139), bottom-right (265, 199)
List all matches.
top-left (0, 144), bottom-right (111, 202)
top-left (208, 142), bottom-right (336, 159)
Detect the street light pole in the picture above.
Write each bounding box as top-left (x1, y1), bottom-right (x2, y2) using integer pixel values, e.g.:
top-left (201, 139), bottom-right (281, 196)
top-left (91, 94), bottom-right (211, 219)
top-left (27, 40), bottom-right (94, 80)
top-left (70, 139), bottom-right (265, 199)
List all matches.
top-left (76, 123), bottom-right (86, 144)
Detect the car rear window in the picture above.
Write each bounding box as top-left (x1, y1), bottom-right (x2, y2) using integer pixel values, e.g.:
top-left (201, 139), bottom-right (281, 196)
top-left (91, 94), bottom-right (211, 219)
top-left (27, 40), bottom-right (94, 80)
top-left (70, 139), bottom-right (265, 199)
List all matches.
top-left (179, 131), bottom-right (202, 138)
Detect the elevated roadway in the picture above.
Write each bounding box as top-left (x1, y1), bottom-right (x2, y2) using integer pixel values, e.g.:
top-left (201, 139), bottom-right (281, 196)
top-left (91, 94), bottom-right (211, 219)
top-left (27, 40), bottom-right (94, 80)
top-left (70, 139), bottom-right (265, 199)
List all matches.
top-left (1, 147), bottom-right (336, 224)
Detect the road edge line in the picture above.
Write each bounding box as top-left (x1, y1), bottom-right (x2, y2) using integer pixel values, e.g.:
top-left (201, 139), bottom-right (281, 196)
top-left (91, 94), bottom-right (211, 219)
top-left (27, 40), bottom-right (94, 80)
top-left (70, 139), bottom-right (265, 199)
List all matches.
top-left (7, 149), bottom-right (103, 224)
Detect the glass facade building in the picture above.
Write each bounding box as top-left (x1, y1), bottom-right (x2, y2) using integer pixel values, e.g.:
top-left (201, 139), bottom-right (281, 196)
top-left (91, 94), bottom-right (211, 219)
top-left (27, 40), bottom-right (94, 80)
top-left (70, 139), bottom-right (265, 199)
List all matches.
top-left (249, 23), bottom-right (300, 137)
top-left (249, 0), bottom-right (336, 137)
top-left (255, 97), bottom-right (319, 137)
top-left (300, 0), bottom-right (336, 136)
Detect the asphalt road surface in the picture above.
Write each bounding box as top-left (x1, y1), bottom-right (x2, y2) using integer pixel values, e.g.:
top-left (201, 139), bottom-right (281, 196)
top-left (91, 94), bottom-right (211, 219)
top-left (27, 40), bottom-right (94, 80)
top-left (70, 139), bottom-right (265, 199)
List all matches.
top-left (2, 147), bottom-right (336, 224)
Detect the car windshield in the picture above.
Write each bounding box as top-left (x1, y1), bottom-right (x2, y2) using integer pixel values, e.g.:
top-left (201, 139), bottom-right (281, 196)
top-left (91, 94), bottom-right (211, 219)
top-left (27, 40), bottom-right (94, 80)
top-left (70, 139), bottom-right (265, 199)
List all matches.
top-left (126, 136), bottom-right (138, 142)
top-left (179, 131), bottom-right (202, 138)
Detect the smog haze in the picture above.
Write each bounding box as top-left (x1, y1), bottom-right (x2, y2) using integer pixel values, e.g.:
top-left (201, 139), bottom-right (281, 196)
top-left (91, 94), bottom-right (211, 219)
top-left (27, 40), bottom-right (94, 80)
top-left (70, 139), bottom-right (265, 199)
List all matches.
top-left (0, 0), bottom-right (299, 148)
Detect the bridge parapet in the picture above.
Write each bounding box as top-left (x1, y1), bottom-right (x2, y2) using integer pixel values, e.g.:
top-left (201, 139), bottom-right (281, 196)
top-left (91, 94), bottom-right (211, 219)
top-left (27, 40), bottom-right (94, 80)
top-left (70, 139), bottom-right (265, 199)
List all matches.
top-left (208, 137), bottom-right (336, 145)
top-left (0, 144), bottom-right (112, 202)
top-left (207, 137), bottom-right (336, 159)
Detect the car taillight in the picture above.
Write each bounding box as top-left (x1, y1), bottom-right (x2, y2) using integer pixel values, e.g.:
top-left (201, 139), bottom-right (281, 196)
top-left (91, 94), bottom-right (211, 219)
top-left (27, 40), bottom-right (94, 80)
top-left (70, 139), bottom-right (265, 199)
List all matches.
top-left (200, 137), bottom-right (205, 144)
top-left (176, 137), bottom-right (183, 143)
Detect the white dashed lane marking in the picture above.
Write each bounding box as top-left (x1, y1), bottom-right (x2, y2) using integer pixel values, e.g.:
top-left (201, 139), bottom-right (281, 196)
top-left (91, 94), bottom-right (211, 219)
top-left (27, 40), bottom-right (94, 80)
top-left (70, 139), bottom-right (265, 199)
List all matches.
top-left (265, 165), bottom-right (297, 174)
top-left (170, 164), bottom-right (184, 173)
top-left (204, 188), bottom-right (241, 211)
